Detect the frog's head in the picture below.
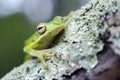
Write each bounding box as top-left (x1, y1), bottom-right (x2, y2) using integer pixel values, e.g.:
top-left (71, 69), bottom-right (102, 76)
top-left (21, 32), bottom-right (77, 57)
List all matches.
top-left (25, 16), bottom-right (64, 45)
top-left (24, 16), bottom-right (64, 48)
top-left (37, 16), bottom-right (64, 35)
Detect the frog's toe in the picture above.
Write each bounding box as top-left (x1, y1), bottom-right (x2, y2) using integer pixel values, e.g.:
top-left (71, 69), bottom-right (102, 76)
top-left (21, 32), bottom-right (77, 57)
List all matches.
top-left (38, 55), bottom-right (48, 69)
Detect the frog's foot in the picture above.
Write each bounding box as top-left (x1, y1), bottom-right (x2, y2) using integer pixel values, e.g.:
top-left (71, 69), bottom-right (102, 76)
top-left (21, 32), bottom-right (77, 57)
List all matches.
top-left (36, 52), bottom-right (55, 69)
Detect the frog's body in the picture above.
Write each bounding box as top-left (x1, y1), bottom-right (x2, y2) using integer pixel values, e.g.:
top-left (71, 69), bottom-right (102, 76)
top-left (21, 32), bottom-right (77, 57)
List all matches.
top-left (23, 16), bottom-right (64, 69)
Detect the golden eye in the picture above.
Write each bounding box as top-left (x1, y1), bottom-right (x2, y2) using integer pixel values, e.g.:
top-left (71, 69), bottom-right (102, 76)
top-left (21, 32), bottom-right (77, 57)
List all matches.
top-left (37, 24), bottom-right (46, 34)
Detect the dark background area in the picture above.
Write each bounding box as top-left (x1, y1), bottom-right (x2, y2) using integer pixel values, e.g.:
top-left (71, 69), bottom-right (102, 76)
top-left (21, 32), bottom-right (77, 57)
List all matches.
top-left (0, 0), bottom-right (89, 78)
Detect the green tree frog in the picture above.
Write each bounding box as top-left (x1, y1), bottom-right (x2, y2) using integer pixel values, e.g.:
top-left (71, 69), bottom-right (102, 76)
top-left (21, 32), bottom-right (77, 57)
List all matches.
top-left (23, 16), bottom-right (64, 69)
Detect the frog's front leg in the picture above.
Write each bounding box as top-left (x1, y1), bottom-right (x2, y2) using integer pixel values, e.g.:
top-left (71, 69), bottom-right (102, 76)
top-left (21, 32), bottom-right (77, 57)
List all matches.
top-left (24, 46), bottom-right (55, 69)
top-left (36, 49), bottom-right (55, 69)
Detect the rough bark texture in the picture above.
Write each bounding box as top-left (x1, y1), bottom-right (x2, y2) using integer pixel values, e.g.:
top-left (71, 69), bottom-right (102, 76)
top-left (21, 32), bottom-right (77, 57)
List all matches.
top-left (1, 0), bottom-right (120, 80)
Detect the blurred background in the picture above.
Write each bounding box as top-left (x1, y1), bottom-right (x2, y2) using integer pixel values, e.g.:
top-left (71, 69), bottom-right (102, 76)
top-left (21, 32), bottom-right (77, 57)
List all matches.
top-left (0, 0), bottom-right (89, 78)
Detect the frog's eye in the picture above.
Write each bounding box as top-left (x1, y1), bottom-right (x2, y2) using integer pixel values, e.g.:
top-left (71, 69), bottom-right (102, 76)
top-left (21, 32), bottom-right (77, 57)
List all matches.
top-left (37, 24), bottom-right (46, 34)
